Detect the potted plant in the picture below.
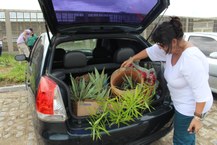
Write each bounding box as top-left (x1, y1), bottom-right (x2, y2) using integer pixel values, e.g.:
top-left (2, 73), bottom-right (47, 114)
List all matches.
top-left (70, 68), bottom-right (110, 117)
top-left (110, 67), bottom-right (144, 96)
top-left (86, 83), bottom-right (154, 140)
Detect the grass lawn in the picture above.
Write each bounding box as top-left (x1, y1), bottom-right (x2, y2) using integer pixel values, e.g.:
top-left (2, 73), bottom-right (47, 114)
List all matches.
top-left (0, 53), bottom-right (26, 87)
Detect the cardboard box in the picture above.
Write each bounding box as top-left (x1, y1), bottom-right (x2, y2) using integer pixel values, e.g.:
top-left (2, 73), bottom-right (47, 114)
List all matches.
top-left (73, 100), bottom-right (100, 117)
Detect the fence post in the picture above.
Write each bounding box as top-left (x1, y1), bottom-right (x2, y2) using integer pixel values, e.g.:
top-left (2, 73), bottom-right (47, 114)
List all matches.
top-left (5, 10), bottom-right (14, 53)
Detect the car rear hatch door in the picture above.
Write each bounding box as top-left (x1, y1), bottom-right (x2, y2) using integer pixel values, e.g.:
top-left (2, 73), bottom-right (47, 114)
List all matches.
top-left (38, 0), bottom-right (169, 35)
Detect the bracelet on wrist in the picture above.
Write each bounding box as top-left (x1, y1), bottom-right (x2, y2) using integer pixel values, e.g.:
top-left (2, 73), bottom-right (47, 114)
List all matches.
top-left (194, 112), bottom-right (202, 118)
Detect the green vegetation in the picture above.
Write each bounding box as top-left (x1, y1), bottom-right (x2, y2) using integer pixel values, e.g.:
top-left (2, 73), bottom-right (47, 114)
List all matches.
top-left (121, 74), bottom-right (138, 90)
top-left (86, 83), bottom-right (154, 140)
top-left (0, 53), bottom-right (26, 86)
top-left (70, 68), bottom-right (110, 101)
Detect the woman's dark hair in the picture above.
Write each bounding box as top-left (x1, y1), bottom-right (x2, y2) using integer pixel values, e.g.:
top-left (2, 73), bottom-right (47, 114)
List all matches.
top-left (29, 28), bottom-right (33, 32)
top-left (151, 17), bottom-right (184, 53)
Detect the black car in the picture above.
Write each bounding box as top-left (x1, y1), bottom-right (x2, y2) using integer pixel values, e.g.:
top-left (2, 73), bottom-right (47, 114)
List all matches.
top-left (15, 0), bottom-right (174, 144)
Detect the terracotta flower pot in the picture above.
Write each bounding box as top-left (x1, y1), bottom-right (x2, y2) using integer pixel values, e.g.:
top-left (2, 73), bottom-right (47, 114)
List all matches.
top-left (110, 68), bottom-right (144, 96)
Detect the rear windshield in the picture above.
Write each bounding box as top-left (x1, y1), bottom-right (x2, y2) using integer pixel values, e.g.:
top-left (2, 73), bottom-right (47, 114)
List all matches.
top-left (57, 39), bottom-right (96, 52)
top-left (52, 0), bottom-right (158, 24)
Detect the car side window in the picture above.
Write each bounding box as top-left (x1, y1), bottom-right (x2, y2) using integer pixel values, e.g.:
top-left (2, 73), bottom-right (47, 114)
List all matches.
top-left (188, 36), bottom-right (217, 57)
top-left (30, 37), bottom-right (44, 86)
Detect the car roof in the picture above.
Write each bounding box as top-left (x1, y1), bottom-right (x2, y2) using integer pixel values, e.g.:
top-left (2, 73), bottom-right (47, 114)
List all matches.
top-left (184, 32), bottom-right (217, 39)
top-left (38, 0), bottom-right (169, 35)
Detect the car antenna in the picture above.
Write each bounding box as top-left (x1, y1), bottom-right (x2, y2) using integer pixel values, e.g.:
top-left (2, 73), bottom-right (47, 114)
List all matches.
top-left (147, 8), bottom-right (168, 41)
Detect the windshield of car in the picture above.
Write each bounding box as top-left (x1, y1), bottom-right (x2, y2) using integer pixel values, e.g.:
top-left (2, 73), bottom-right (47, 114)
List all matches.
top-left (57, 39), bottom-right (96, 53)
top-left (52, 0), bottom-right (158, 25)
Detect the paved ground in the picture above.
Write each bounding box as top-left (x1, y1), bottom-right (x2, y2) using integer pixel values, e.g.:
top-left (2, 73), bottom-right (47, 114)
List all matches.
top-left (0, 89), bottom-right (37, 145)
top-left (0, 86), bottom-right (217, 145)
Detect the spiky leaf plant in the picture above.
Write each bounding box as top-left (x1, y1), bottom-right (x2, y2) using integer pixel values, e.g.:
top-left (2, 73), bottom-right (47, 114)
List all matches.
top-left (86, 83), bottom-right (155, 140)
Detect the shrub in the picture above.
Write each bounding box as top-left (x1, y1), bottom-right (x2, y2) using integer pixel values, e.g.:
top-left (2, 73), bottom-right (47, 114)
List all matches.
top-left (0, 53), bottom-right (26, 86)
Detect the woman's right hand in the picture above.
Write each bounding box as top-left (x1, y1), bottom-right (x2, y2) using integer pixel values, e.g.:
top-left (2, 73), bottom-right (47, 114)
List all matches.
top-left (121, 57), bottom-right (134, 68)
top-left (121, 49), bottom-right (147, 68)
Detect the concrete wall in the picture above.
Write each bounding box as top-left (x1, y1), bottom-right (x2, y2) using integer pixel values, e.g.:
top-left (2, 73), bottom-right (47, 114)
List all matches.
top-left (0, 9), bottom-right (217, 52)
top-left (0, 9), bottom-right (46, 53)
top-left (143, 17), bottom-right (217, 39)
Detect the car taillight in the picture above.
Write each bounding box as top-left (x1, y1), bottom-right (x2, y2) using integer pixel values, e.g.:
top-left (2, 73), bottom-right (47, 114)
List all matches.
top-left (36, 76), bottom-right (67, 122)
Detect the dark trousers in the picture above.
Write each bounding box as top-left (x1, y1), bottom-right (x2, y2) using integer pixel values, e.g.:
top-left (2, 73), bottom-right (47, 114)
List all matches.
top-left (173, 110), bottom-right (195, 145)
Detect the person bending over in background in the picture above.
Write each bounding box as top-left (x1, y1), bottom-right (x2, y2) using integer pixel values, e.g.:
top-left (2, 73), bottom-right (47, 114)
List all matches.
top-left (121, 17), bottom-right (213, 145)
top-left (16, 28), bottom-right (33, 57)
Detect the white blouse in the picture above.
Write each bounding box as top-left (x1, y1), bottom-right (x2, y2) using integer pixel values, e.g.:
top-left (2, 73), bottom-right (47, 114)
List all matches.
top-left (146, 44), bottom-right (213, 116)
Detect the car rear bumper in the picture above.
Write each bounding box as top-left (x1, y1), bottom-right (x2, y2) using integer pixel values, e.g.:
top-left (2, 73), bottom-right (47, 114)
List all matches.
top-left (35, 105), bottom-right (174, 145)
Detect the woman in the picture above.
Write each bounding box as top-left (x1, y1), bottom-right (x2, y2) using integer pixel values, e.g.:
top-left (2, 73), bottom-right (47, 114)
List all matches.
top-left (121, 17), bottom-right (213, 145)
top-left (16, 28), bottom-right (32, 57)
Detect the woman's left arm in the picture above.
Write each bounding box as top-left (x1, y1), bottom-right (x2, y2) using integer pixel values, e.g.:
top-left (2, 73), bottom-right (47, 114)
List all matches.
top-left (188, 102), bottom-right (205, 133)
top-left (195, 102), bottom-right (206, 116)
top-left (180, 53), bottom-right (212, 134)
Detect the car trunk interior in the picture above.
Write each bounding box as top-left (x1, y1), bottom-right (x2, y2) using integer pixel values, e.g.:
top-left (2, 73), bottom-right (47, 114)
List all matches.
top-left (50, 36), bottom-right (169, 132)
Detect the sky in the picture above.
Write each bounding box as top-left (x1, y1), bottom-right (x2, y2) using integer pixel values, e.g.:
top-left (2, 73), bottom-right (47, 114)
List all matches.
top-left (0, 0), bottom-right (216, 18)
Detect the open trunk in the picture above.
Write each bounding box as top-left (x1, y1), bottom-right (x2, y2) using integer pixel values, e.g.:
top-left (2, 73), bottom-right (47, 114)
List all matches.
top-left (48, 35), bottom-right (172, 144)
top-left (27, 0), bottom-right (173, 144)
